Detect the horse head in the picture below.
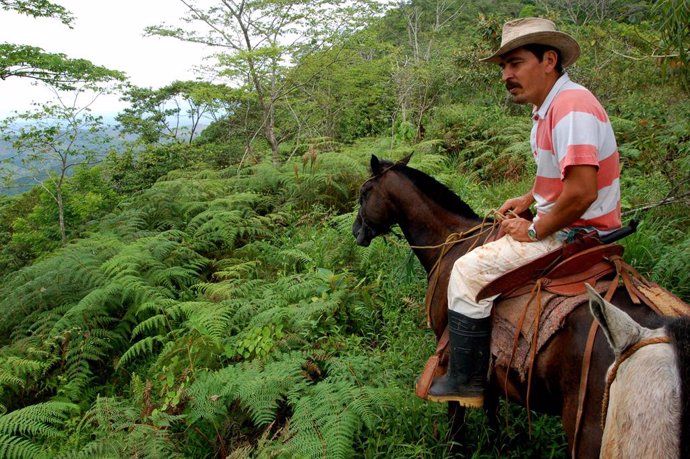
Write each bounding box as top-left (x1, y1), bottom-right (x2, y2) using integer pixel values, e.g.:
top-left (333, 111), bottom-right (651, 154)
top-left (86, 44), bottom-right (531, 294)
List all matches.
top-left (586, 283), bottom-right (682, 459)
top-left (586, 283), bottom-right (654, 356)
top-left (352, 154), bottom-right (412, 246)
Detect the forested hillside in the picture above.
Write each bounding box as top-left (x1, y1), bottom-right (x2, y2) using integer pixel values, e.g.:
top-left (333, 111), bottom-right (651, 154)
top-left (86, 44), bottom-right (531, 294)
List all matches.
top-left (0, 0), bottom-right (688, 457)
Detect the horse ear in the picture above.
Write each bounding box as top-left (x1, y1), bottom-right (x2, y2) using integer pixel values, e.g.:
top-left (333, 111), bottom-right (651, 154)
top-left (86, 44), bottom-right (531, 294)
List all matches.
top-left (586, 283), bottom-right (645, 356)
top-left (400, 153), bottom-right (413, 165)
top-left (370, 155), bottom-right (382, 175)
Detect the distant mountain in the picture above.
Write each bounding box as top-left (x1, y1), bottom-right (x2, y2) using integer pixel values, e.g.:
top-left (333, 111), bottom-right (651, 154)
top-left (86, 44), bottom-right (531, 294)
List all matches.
top-left (0, 127), bottom-right (128, 195)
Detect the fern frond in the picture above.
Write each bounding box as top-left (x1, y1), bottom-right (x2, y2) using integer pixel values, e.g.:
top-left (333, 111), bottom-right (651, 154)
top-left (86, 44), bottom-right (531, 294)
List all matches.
top-left (185, 366), bottom-right (242, 425)
top-left (236, 352), bottom-right (308, 427)
top-left (0, 433), bottom-right (43, 459)
top-left (277, 248), bottom-right (314, 269)
top-left (184, 302), bottom-right (235, 342)
top-left (131, 314), bottom-right (169, 339)
top-left (285, 381), bottom-right (384, 459)
top-left (212, 260), bottom-right (261, 281)
top-left (117, 336), bottom-right (164, 368)
top-left (408, 153), bottom-right (448, 175)
top-left (72, 396), bottom-right (183, 459)
top-left (0, 401), bottom-right (78, 439)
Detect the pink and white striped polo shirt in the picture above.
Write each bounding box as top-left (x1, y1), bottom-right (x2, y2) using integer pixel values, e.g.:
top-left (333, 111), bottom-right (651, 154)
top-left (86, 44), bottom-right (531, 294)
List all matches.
top-left (530, 73), bottom-right (621, 232)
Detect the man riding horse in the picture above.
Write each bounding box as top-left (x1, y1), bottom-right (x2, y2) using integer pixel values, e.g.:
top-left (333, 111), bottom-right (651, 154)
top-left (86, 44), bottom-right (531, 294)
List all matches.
top-left (427, 17), bottom-right (622, 407)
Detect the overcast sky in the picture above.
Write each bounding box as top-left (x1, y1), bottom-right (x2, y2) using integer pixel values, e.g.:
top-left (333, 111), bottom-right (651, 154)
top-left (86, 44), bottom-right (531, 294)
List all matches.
top-left (0, 0), bottom-right (214, 118)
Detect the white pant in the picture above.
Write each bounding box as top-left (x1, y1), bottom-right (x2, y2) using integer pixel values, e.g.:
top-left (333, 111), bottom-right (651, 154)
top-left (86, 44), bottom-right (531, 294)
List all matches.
top-left (448, 235), bottom-right (563, 319)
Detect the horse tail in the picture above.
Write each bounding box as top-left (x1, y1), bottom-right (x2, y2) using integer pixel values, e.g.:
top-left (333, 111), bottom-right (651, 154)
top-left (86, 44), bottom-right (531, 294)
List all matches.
top-left (668, 316), bottom-right (690, 459)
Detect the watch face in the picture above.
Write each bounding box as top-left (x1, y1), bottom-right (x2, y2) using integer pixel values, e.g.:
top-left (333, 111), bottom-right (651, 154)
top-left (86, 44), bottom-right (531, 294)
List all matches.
top-left (528, 225), bottom-right (537, 240)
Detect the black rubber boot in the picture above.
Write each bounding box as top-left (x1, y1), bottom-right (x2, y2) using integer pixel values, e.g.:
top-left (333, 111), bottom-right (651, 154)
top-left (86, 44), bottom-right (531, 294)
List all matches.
top-left (427, 310), bottom-right (491, 407)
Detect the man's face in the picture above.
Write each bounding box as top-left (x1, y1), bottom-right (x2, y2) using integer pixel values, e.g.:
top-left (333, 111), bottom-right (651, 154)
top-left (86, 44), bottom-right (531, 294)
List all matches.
top-left (499, 48), bottom-right (555, 107)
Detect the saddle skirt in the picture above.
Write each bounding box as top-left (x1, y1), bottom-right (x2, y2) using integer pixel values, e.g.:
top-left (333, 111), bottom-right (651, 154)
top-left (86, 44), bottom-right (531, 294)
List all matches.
top-left (490, 280), bottom-right (612, 382)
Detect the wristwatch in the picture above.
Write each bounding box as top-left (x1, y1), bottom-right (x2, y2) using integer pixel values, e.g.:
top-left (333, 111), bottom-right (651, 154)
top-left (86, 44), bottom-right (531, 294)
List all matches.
top-left (527, 222), bottom-right (539, 241)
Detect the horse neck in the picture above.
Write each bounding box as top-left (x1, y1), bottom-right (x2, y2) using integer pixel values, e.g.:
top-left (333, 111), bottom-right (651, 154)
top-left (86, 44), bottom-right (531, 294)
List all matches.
top-left (390, 184), bottom-right (481, 274)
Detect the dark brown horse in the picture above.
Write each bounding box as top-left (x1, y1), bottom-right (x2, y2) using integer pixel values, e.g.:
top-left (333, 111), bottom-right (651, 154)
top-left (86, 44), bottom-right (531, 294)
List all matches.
top-left (352, 155), bottom-right (662, 457)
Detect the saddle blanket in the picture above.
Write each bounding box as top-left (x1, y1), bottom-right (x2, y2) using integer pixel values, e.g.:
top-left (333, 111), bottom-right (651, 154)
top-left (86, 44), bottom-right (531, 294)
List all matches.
top-left (490, 280), bottom-right (612, 382)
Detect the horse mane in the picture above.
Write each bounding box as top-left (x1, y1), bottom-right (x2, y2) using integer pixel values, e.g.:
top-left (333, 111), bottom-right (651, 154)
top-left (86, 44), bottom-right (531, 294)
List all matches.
top-left (380, 160), bottom-right (480, 220)
top-left (668, 316), bottom-right (690, 459)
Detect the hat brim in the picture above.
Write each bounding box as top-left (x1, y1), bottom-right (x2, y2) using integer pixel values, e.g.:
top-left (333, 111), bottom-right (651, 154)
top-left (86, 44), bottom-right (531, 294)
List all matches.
top-left (480, 31), bottom-right (581, 68)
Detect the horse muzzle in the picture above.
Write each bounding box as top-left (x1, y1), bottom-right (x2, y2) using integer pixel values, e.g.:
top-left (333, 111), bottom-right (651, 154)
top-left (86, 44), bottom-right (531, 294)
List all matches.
top-left (352, 214), bottom-right (375, 247)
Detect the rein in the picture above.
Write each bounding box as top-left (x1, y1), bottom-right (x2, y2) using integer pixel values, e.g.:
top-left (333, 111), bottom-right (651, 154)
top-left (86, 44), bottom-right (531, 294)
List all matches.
top-left (600, 335), bottom-right (673, 429)
top-left (382, 211), bottom-right (503, 329)
top-left (363, 159), bottom-right (505, 329)
top-left (420, 219), bottom-right (498, 328)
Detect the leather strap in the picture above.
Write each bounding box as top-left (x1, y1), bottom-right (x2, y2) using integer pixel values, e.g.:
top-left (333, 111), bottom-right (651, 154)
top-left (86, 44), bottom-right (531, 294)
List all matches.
top-left (525, 279), bottom-right (544, 434)
top-left (600, 336), bottom-right (672, 428)
top-left (415, 326), bottom-right (449, 399)
top-left (571, 276), bottom-right (618, 458)
top-left (571, 319), bottom-right (599, 459)
top-left (502, 279), bottom-right (543, 432)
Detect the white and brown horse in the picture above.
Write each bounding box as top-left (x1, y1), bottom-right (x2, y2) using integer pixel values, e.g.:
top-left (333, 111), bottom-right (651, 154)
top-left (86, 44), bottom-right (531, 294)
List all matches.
top-left (587, 284), bottom-right (689, 459)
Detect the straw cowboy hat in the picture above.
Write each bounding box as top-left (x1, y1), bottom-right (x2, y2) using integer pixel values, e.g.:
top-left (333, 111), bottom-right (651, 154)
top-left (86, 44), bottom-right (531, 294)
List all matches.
top-left (481, 17), bottom-right (580, 68)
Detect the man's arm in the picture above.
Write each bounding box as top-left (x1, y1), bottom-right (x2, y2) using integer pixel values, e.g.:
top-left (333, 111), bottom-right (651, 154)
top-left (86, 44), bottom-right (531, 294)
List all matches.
top-left (501, 165), bottom-right (598, 242)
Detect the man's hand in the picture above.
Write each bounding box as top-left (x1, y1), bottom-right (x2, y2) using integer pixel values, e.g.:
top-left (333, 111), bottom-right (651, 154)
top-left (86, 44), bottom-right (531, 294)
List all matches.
top-left (500, 217), bottom-right (532, 242)
top-left (498, 192), bottom-right (534, 216)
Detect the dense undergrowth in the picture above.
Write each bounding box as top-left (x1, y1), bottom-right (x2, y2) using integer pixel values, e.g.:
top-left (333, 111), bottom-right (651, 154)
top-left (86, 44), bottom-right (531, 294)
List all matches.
top-left (0, 136), bottom-right (688, 457)
top-left (0, 1), bottom-right (689, 457)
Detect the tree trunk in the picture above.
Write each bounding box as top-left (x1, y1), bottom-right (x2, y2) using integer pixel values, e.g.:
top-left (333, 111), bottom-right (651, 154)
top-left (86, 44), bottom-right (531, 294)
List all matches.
top-left (265, 104), bottom-right (280, 165)
top-left (57, 184), bottom-right (66, 246)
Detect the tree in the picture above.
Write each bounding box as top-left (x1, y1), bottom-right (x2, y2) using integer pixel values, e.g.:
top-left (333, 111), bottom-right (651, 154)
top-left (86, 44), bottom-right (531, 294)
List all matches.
top-left (1, 1), bottom-right (125, 88)
top-left (391, 0), bottom-right (465, 142)
top-left (116, 81), bottom-right (232, 145)
top-left (147, 0), bottom-right (386, 165)
top-left (0, 43), bottom-right (125, 90)
top-left (284, 31), bottom-right (396, 143)
top-left (654, 0), bottom-right (690, 91)
top-left (0, 88), bottom-right (113, 245)
top-left (0, 0), bottom-right (73, 25)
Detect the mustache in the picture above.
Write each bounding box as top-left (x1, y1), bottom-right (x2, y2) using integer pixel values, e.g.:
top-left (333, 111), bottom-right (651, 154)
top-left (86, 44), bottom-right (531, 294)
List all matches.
top-left (505, 81), bottom-right (521, 91)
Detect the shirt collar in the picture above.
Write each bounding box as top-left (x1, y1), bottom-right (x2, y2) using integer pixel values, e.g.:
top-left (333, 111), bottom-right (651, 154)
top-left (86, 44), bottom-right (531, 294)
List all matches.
top-left (532, 73), bottom-right (571, 120)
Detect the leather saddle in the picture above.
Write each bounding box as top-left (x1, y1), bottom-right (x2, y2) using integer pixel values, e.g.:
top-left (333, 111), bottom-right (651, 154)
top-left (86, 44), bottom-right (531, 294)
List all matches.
top-left (415, 222), bottom-right (638, 401)
top-left (477, 231), bottom-right (627, 302)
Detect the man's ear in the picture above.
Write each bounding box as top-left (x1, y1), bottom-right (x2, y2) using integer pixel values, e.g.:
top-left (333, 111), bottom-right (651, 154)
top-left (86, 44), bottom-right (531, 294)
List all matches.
top-left (544, 49), bottom-right (558, 73)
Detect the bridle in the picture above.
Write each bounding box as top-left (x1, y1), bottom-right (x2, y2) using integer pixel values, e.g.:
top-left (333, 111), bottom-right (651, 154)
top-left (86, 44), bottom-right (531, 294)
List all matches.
top-left (357, 158), bottom-right (499, 251)
top-left (355, 159), bottom-right (412, 241)
top-left (357, 160), bottom-right (502, 331)
top-left (600, 335), bottom-right (672, 429)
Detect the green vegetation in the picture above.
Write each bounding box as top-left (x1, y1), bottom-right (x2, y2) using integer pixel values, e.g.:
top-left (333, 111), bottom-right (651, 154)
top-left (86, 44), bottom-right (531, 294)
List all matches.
top-left (0, 0), bottom-right (688, 457)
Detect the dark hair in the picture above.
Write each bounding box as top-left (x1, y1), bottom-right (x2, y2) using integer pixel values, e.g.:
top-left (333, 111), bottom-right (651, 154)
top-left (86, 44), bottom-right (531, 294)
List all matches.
top-left (522, 43), bottom-right (563, 75)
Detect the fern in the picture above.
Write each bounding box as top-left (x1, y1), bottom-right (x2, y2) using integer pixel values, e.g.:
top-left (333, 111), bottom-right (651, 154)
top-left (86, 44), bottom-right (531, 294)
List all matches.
top-left (183, 302), bottom-right (236, 342)
top-left (67, 396), bottom-right (183, 459)
top-left (131, 314), bottom-right (169, 339)
top-left (91, 208), bottom-right (155, 242)
top-left (184, 368), bottom-right (236, 425)
top-left (186, 352), bottom-right (308, 429)
top-left (118, 336), bottom-right (164, 368)
top-left (0, 401), bottom-right (78, 459)
top-left (212, 260), bottom-right (261, 280)
top-left (0, 236), bottom-right (120, 339)
top-left (0, 434), bottom-right (43, 459)
top-left (407, 153), bottom-right (448, 175)
top-left (282, 380), bottom-right (384, 459)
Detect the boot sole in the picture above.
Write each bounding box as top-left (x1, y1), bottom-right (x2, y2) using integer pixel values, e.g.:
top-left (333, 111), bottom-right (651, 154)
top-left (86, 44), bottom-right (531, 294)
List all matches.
top-left (426, 393), bottom-right (483, 408)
